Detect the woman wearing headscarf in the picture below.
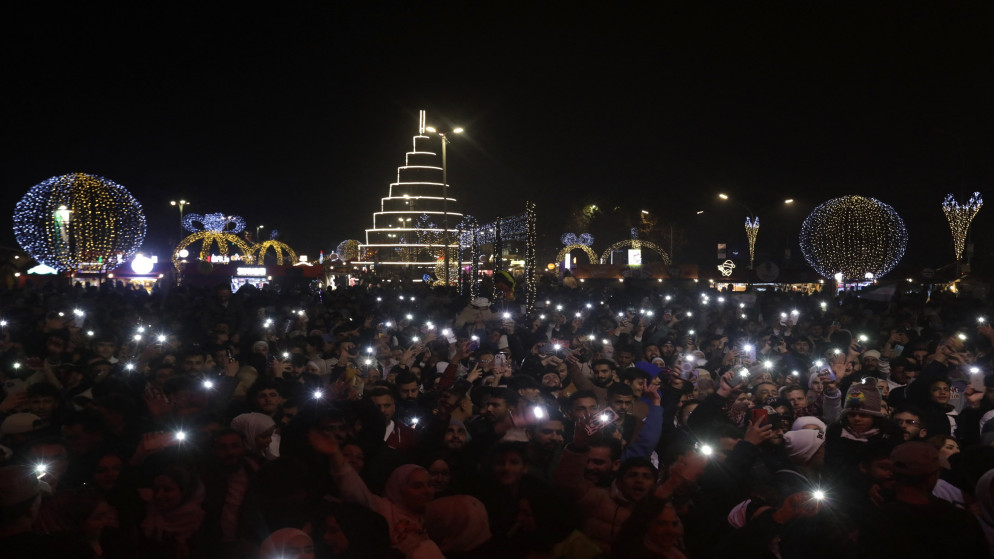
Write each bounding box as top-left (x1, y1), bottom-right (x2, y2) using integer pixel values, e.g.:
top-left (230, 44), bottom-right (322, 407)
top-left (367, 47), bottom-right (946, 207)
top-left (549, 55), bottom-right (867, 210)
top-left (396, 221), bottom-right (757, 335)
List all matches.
top-left (140, 464), bottom-right (205, 559)
top-left (424, 495), bottom-right (498, 558)
top-left (308, 424), bottom-right (442, 558)
top-left (230, 412), bottom-right (279, 461)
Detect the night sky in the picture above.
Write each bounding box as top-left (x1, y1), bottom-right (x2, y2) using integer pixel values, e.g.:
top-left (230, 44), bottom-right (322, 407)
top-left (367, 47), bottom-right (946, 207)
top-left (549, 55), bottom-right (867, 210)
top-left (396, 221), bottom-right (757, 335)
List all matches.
top-left (2, 3), bottom-right (993, 274)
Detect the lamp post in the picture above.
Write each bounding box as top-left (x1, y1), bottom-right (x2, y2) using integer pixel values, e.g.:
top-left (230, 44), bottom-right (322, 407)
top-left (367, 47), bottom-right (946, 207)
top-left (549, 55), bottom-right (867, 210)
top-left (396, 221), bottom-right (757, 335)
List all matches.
top-left (170, 200), bottom-right (189, 241)
top-left (425, 125), bottom-right (463, 286)
top-left (256, 225), bottom-right (264, 242)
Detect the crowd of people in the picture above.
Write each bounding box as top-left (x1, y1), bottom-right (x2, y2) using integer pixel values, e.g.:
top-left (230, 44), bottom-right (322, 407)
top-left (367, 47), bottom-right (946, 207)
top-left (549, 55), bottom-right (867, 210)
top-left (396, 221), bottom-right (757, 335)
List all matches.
top-left (1, 276), bottom-right (994, 558)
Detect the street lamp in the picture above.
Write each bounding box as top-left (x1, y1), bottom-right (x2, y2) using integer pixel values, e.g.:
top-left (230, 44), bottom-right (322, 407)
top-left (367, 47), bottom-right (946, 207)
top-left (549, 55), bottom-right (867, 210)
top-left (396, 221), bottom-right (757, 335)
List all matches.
top-left (256, 225), bottom-right (264, 242)
top-left (424, 124), bottom-right (464, 286)
top-left (170, 200), bottom-right (189, 240)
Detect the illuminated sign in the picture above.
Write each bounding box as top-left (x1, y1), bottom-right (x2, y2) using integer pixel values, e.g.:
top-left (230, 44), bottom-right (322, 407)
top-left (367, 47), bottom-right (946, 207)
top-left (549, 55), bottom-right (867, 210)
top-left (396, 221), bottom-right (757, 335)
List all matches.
top-left (236, 267), bottom-right (267, 276)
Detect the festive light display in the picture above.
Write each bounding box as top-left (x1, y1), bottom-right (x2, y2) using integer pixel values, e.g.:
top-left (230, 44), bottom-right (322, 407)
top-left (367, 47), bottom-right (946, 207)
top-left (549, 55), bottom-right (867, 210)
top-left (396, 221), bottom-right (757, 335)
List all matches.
top-left (13, 172), bottom-right (147, 272)
top-left (718, 260), bottom-right (736, 276)
top-left (336, 240), bottom-right (361, 261)
top-left (172, 212), bottom-right (253, 270)
top-left (357, 110), bottom-right (462, 266)
top-left (799, 195), bottom-right (907, 281)
top-left (744, 217), bottom-right (759, 269)
top-left (560, 232), bottom-right (594, 246)
top-left (250, 230), bottom-right (298, 266)
top-left (942, 192), bottom-right (982, 261)
top-left (556, 244), bottom-right (598, 264)
top-left (525, 201), bottom-right (537, 316)
top-left (599, 240), bottom-right (671, 264)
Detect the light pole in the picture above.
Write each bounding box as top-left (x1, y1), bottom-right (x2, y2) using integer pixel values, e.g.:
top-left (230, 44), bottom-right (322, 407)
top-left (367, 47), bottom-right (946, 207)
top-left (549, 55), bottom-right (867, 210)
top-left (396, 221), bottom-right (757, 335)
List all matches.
top-left (425, 124), bottom-right (463, 286)
top-left (256, 225), bottom-right (264, 242)
top-left (170, 200), bottom-right (189, 241)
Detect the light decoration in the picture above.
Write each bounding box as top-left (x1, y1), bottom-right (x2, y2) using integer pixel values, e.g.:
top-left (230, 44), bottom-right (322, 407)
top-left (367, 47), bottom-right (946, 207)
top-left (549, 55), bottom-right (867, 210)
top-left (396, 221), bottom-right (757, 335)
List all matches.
top-left (556, 244), bottom-right (598, 265)
top-left (336, 240), bottom-right (361, 261)
top-left (942, 192), bottom-right (982, 261)
top-left (250, 229), bottom-right (298, 266)
top-left (355, 110), bottom-right (463, 266)
top-left (744, 217), bottom-right (759, 269)
top-left (599, 239), bottom-right (671, 264)
top-left (799, 195), bottom-right (907, 282)
top-left (13, 172), bottom-right (147, 272)
top-left (561, 232), bottom-right (594, 246)
top-left (172, 212), bottom-right (253, 270)
top-left (718, 260), bottom-right (736, 276)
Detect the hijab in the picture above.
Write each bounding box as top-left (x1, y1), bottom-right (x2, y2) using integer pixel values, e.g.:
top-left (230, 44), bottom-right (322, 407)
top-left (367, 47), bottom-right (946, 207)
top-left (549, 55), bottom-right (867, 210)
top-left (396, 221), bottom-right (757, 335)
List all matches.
top-left (231, 412), bottom-right (277, 457)
top-left (383, 464), bottom-right (428, 513)
top-left (424, 495), bottom-right (491, 553)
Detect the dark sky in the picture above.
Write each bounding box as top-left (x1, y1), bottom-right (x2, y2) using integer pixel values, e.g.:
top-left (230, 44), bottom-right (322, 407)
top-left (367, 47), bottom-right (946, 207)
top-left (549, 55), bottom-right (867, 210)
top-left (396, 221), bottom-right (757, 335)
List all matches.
top-left (2, 3), bottom-right (993, 273)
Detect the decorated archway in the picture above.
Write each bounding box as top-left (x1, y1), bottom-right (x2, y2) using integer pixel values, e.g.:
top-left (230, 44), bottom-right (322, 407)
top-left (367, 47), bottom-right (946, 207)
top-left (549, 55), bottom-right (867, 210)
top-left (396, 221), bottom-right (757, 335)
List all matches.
top-left (172, 213), bottom-right (254, 270)
top-left (250, 230), bottom-right (298, 265)
top-left (556, 244), bottom-right (598, 264)
top-left (599, 240), bottom-right (671, 264)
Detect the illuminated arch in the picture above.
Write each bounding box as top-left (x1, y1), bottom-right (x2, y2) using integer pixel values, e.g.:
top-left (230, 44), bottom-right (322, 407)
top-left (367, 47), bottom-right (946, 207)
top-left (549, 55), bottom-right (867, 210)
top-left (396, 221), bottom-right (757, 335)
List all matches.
top-left (251, 240), bottom-right (298, 266)
top-left (599, 240), bottom-right (671, 264)
top-left (172, 232), bottom-right (254, 270)
top-left (556, 244), bottom-right (598, 264)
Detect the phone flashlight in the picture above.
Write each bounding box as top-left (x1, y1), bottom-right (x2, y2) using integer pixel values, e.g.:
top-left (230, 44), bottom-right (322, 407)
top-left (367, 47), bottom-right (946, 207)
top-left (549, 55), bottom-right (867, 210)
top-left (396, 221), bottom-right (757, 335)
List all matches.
top-left (791, 370), bottom-right (800, 376)
top-left (364, 359), bottom-right (372, 365)
top-left (812, 489), bottom-right (826, 501)
top-left (376, 297), bottom-right (382, 302)
top-left (399, 295), bottom-right (405, 300)
top-left (791, 309), bottom-right (799, 315)
top-left (602, 339), bottom-right (610, 345)
top-left (586, 303), bottom-right (593, 309)
top-left (533, 406), bottom-right (545, 419)
top-left (743, 344), bottom-right (753, 352)
top-left (410, 417), bottom-right (419, 425)
top-left (599, 413), bottom-right (610, 422)
top-left (125, 363), bottom-right (135, 371)
top-left (1, 320), bottom-right (8, 327)
top-left (385, 321), bottom-right (392, 327)
top-left (133, 334), bottom-right (142, 342)
top-left (971, 366), bottom-right (981, 374)
top-left (980, 317), bottom-right (988, 324)
top-left (34, 463), bottom-right (48, 476)
top-left (575, 312), bottom-right (582, 318)
top-left (553, 344), bottom-right (561, 351)
top-left (86, 330), bottom-right (95, 337)
top-left (174, 431), bottom-right (187, 441)
top-left (739, 368), bottom-right (750, 378)
top-left (859, 334), bottom-right (869, 342)
top-left (958, 333), bottom-right (968, 341)
top-left (406, 314), bottom-right (413, 320)
top-left (815, 359), bottom-right (824, 367)
top-left (686, 311), bottom-right (693, 317)
top-left (764, 360), bottom-right (773, 369)
top-left (73, 308), bottom-right (84, 316)
top-left (441, 328), bottom-right (451, 336)
top-left (412, 336), bottom-right (420, 342)
top-left (313, 390), bottom-right (324, 399)
top-left (366, 347), bottom-right (373, 353)
top-left (503, 312), bottom-right (511, 319)
top-left (157, 334), bottom-right (167, 343)
top-left (426, 321), bottom-right (435, 329)
top-left (282, 352), bottom-right (290, 359)
top-left (203, 380), bottom-right (214, 389)
top-left (540, 314), bottom-right (547, 320)
top-left (699, 444), bottom-right (713, 456)
top-left (556, 305), bottom-right (563, 311)
top-left (689, 329), bottom-right (695, 335)
top-left (717, 297), bottom-right (725, 303)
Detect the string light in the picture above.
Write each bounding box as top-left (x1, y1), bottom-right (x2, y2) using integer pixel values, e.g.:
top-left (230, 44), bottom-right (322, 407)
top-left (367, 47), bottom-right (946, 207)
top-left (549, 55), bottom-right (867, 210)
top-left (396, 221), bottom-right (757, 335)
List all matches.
top-left (560, 232), bottom-right (594, 246)
top-left (744, 217), bottom-right (759, 269)
top-left (336, 240), bottom-right (361, 261)
top-left (172, 212), bottom-right (254, 269)
top-left (942, 192), bottom-right (982, 261)
top-left (357, 110), bottom-right (462, 266)
top-left (799, 195), bottom-right (907, 282)
top-left (250, 230), bottom-right (298, 266)
top-left (13, 172), bottom-right (147, 272)
top-left (599, 239), bottom-right (671, 264)
top-left (556, 244), bottom-right (598, 264)
top-left (526, 201), bottom-right (537, 316)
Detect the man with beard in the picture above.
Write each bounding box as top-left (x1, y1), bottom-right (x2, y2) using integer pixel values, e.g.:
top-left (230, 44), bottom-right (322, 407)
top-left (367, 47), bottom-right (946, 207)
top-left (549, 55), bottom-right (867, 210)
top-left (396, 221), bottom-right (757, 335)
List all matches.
top-left (524, 410), bottom-right (566, 481)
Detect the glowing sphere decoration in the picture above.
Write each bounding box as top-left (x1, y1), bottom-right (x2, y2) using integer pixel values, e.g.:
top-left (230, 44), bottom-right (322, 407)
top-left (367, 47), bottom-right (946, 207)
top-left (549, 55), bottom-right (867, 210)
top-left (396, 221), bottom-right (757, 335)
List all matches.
top-left (13, 173), bottom-right (146, 272)
top-left (799, 195), bottom-right (907, 282)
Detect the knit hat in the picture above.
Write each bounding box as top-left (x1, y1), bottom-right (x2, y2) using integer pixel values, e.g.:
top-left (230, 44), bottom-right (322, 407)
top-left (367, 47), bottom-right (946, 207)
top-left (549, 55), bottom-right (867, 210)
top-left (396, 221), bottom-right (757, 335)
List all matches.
top-left (863, 349), bottom-right (882, 360)
top-left (784, 429), bottom-right (826, 464)
top-left (843, 380), bottom-right (886, 417)
top-left (891, 441), bottom-right (940, 477)
top-left (0, 413), bottom-right (41, 435)
top-left (791, 416), bottom-right (827, 432)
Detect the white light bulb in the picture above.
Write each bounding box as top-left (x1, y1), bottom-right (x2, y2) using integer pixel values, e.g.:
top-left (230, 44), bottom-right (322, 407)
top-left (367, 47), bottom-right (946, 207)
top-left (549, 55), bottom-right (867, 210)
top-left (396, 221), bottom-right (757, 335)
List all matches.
top-left (175, 431), bottom-right (187, 441)
top-left (203, 380), bottom-right (214, 389)
top-left (700, 444), bottom-right (713, 456)
top-left (313, 390), bottom-right (323, 399)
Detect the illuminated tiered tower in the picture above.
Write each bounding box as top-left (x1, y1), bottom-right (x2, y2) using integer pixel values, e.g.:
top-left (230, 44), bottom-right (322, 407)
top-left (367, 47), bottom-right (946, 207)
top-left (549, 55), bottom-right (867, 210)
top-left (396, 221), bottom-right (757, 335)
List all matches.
top-left (357, 110), bottom-right (462, 267)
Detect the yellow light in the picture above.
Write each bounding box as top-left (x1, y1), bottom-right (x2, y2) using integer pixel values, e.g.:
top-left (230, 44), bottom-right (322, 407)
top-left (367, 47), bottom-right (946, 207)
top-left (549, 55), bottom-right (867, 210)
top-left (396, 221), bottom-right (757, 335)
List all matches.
top-left (718, 193), bottom-right (729, 200)
top-left (425, 126), bottom-right (436, 133)
top-left (453, 127), bottom-right (464, 134)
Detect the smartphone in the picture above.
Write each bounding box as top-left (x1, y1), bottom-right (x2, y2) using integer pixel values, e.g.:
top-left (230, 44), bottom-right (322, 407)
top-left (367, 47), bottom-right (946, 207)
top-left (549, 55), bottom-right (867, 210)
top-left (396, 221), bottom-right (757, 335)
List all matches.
top-left (225, 348), bottom-right (234, 363)
top-left (750, 408), bottom-right (769, 426)
top-left (585, 407), bottom-right (620, 436)
top-left (494, 353), bottom-right (508, 368)
top-left (892, 344), bottom-right (904, 355)
top-left (971, 367), bottom-right (986, 391)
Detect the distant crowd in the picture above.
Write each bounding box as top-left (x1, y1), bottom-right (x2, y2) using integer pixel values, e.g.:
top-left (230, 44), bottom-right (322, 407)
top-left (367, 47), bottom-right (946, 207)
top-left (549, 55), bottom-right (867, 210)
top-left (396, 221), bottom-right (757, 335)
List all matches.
top-left (1, 276), bottom-right (994, 558)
